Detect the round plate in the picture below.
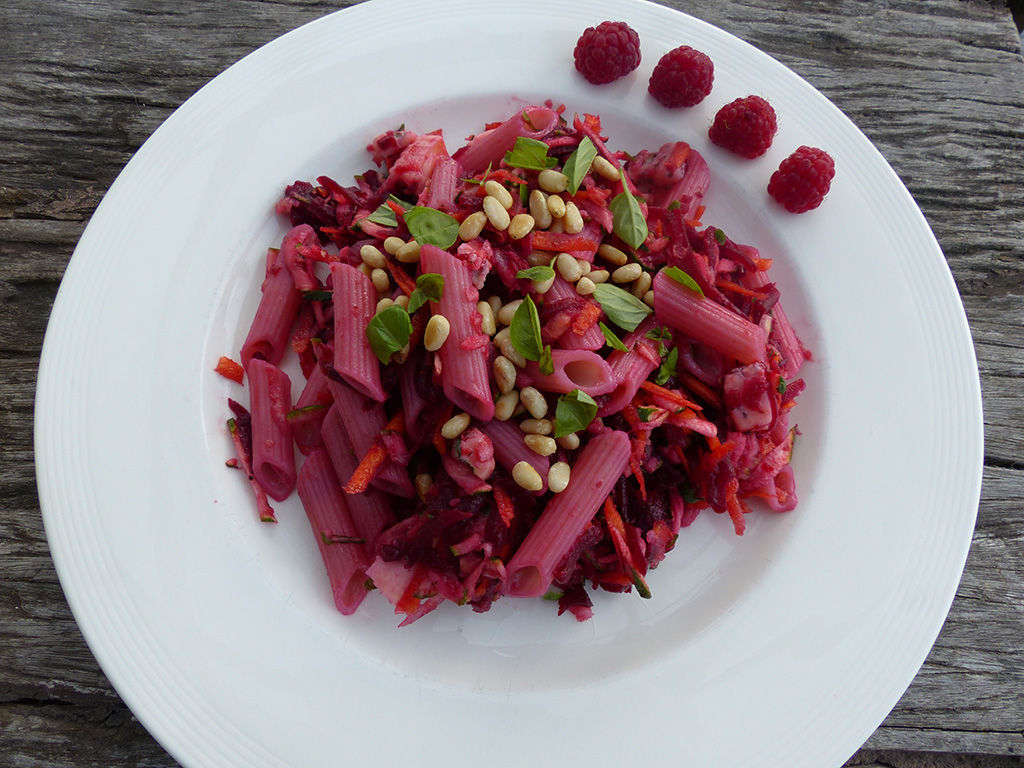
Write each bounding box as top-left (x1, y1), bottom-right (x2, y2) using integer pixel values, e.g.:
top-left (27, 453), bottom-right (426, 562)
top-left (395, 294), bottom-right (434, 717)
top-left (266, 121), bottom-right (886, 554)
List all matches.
top-left (35, 1), bottom-right (983, 766)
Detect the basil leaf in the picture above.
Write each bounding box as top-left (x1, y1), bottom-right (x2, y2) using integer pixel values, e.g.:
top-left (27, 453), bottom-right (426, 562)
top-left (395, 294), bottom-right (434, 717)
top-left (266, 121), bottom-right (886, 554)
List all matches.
top-left (599, 321), bottom-right (629, 352)
top-left (562, 136), bottom-right (598, 195)
top-left (554, 389), bottom-right (598, 438)
top-left (663, 266), bottom-right (705, 297)
top-left (407, 272), bottom-right (445, 314)
top-left (539, 345), bottom-right (554, 376)
top-left (509, 295), bottom-right (543, 362)
top-left (504, 136), bottom-right (557, 171)
top-left (654, 346), bottom-right (678, 385)
top-left (404, 206), bottom-right (459, 249)
top-left (366, 304), bottom-right (412, 364)
top-left (365, 195), bottom-right (413, 227)
top-left (713, 228), bottom-right (726, 245)
top-left (592, 283), bottom-right (652, 332)
top-left (645, 326), bottom-right (672, 341)
top-left (777, 378), bottom-right (788, 395)
top-left (516, 265), bottom-right (556, 283)
top-left (610, 171), bottom-right (648, 249)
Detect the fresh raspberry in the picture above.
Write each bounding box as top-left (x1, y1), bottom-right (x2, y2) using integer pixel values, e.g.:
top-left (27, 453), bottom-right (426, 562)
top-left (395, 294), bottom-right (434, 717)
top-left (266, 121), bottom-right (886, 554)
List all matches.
top-left (573, 21), bottom-right (642, 85)
top-left (768, 146), bottom-right (836, 213)
top-left (648, 45), bottom-right (714, 107)
top-left (708, 95), bottom-right (778, 158)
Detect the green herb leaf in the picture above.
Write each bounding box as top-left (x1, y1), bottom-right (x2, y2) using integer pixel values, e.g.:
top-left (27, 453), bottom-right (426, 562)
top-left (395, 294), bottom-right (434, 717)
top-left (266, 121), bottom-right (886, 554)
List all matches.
top-left (662, 266), bottom-right (705, 297)
top-left (636, 406), bottom-right (657, 423)
top-left (302, 289), bottom-right (333, 302)
top-left (645, 326), bottom-right (672, 341)
top-left (404, 206), bottom-right (459, 249)
top-left (713, 228), bottom-right (726, 245)
top-left (610, 171), bottom-right (648, 249)
top-left (504, 136), bottom-right (557, 171)
top-left (406, 272), bottom-right (445, 314)
top-left (554, 389), bottom-right (598, 438)
top-left (365, 304), bottom-right (412, 364)
top-left (509, 295), bottom-right (543, 362)
top-left (777, 378), bottom-right (788, 395)
top-left (599, 321), bottom-right (629, 352)
top-left (286, 404), bottom-right (328, 421)
top-left (364, 195), bottom-right (413, 227)
top-left (654, 346), bottom-right (678, 385)
top-left (592, 283), bottom-right (652, 332)
top-left (562, 136), bottom-right (598, 195)
top-left (539, 344), bottom-right (554, 376)
top-left (516, 265), bottom-right (556, 283)
top-left (666, 200), bottom-right (682, 211)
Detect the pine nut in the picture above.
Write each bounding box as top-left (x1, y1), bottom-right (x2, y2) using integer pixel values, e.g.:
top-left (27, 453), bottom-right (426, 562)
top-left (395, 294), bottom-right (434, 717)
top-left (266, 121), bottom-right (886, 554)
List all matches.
top-left (383, 236), bottom-right (406, 255)
top-left (370, 268), bottom-right (391, 293)
top-left (395, 240), bottom-right (421, 263)
top-left (494, 391), bottom-right (519, 421)
top-left (631, 271), bottom-right (653, 297)
top-left (512, 461), bottom-right (544, 492)
top-left (529, 189), bottom-right (553, 229)
top-left (519, 418), bottom-right (553, 435)
top-left (496, 299), bottom-right (523, 326)
top-left (533, 275), bottom-right (555, 294)
top-left (441, 412), bottom-right (471, 440)
top-left (483, 195), bottom-right (511, 231)
top-left (487, 295), bottom-right (503, 315)
top-left (538, 169), bottom-right (568, 194)
top-left (548, 462), bottom-right (572, 493)
top-left (547, 217), bottom-right (565, 234)
top-left (612, 263), bottom-right (643, 283)
top-left (394, 294), bottom-right (409, 310)
top-left (360, 243), bottom-right (387, 269)
top-left (598, 243), bottom-right (629, 267)
top-left (576, 276), bottom-right (596, 296)
top-left (555, 433), bottom-right (580, 450)
top-left (592, 155), bottom-right (621, 181)
top-left (376, 297), bottom-right (395, 313)
top-left (546, 193), bottom-right (567, 219)
top-left (508, 213), bottom-right (535, 241)
top-left (519, 386), bottom-right (548, 419)
top-left (524, 434), bottom-right (557, 457)
top-left (477, 300), bottom-right (497, 336)
top-left (563, 201), bottom-right (584, 234)
top-left (577, 258), bottom-right (592, 275)
top-left (415, 473), bottom-right (433, 499)
top-left (556, 252), bottom-right (582, 282)
top-left (527, 249), bottom-right (550, 266)
top-left (357, 262), bottom-right (373, 277)
top-left (494, 328), bottom-right (526, 368)
top-left (589, 269), bottom-right (610, 284)
top-left (643, 290), bottom-right (655, 307)
top-left (493, 355), bottom-right (517, 394)
top-left (424, 314), bottom-right (451, 351)
top-left (459, 211), bottom-right (487, 241)
top-left (393, 342), bottom-right (411, 365)
top-left (484, 180), bottom-right (514, 209)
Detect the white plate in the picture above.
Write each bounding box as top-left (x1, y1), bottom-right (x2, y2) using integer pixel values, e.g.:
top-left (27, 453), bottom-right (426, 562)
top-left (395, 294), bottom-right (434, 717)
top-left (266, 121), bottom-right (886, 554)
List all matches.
top-left (35, 1), bottom-right (983, 766)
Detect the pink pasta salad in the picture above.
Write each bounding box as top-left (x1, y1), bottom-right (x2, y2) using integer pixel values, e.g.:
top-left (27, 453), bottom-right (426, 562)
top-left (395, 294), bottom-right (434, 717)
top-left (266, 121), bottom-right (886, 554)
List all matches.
top-left (222, 103), bottom-right (809, 624)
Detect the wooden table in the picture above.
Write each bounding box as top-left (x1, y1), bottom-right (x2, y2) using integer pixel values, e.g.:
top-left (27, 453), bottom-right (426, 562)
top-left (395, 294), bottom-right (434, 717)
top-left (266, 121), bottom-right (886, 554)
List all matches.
top-left (3, 2), bottom-right (1022, 766)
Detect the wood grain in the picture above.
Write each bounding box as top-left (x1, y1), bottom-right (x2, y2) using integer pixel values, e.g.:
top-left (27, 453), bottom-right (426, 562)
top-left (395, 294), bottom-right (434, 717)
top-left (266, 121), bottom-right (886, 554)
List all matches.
top-left (3, 1), bottom-right (1022, 766)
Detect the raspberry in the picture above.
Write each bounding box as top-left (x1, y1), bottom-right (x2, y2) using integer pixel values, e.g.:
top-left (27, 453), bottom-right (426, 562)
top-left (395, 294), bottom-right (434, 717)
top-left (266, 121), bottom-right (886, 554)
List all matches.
top-left (573, 21), bottom-right (641, 85)
top-left (768, 146), bottom-right (836, 213)
top-left (709, 95), bottom-right (778, 158)
top-left (648, 45), bottom-right (714, 108)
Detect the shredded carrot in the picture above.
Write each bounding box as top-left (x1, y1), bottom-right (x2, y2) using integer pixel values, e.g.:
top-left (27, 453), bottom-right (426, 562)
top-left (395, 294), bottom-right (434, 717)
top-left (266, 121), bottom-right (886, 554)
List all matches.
top-left (395, 564), bottom-right (427, 615)
top-left (571, 301), bottom-right (602, 334)
top-left (530, 230), bottom-right (599, 252)
top-left (639, 380), bottom-right (700, 411)
top-left (493, 485), bottom-right (515, 528)
top-left (431, 404), bottom-right (453, 456)
top-left (724, 478), bottom-right (747, 536)
top-left (678, 372), bottom-right (721, 409)
top-left (716, 279), bottom-right (768, 300)
top-left (383, 255), bottom-right (417, 296)
top-left (754, 257), bottom-right (773, 271)
top-left (603, 497), bottom-right (651, 597)
top-left (214, 356), bottom-right (244, 384)
top-left (344, 412), bottom-right (406, 494)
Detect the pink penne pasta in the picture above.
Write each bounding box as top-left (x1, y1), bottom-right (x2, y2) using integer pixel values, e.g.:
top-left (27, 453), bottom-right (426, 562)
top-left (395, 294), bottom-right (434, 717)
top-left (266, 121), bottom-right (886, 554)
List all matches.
top-left (296, 448), bottom-right (370, 615)
top-left (325, 378), bottom-right (415, 499)
top-left (597, 336), bottom-right (662, 417)
top-left (418, 244), bottom-right (495, 421)
top-left (240, 224), bottom-right (317, 368)
top-left (653, 269), bottom-right (768, 364)
top-left (452, 105), bottom-right (559, 175)
top-left (289, 362), bottom-right (332, 455)
top-left (505, 430), bottom-right (631, 597)
top-left (320, 403), bottom-right (397, 559)
top-left (478, 419), bottom-right (549, 494)
top-left (516, 349), bottom-right (616, 397)
top-left (330, 262), bottom-right (386, 402)
top-left (544, 276), bottom-right (604, 350)
top-left (245, 358), bottom-right (296, 502)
